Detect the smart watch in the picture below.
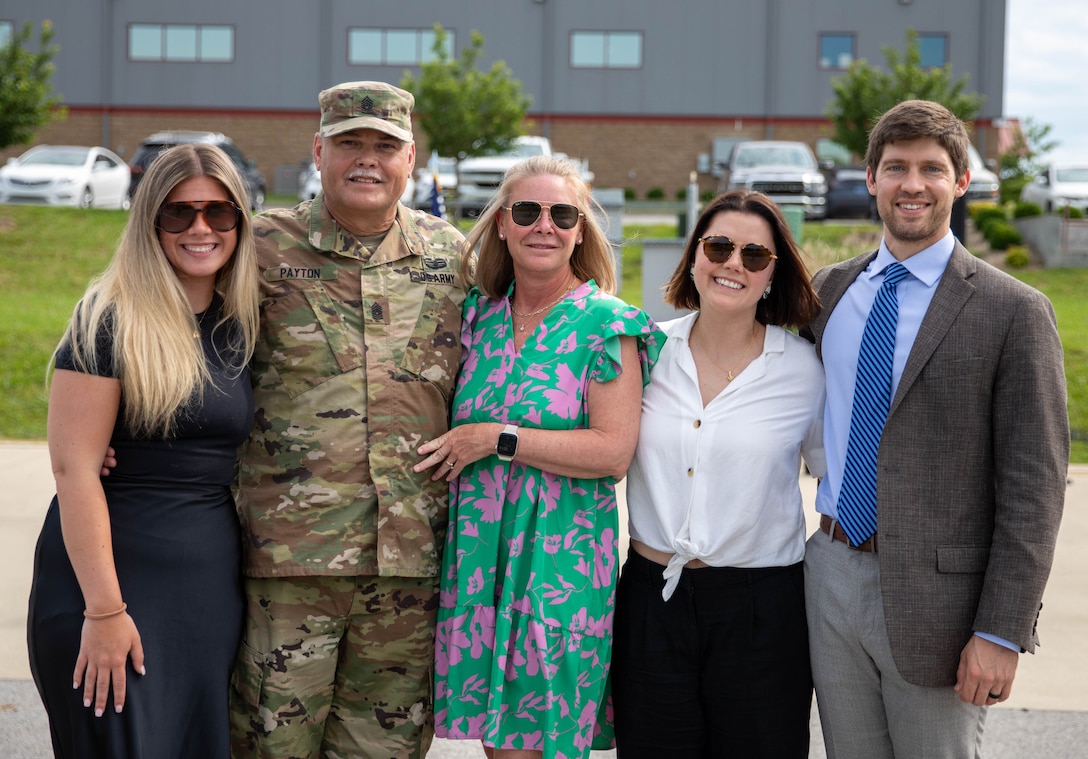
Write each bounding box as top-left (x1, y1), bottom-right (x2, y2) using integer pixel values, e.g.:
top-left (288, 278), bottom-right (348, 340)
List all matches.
top-left (496, 424), bottom-right (519, 462)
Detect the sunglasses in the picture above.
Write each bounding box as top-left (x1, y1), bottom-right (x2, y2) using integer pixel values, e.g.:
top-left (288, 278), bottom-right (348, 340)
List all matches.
top-left (156, 201), bottom-right (243, 234)
top-left (502, 201), bottom-right (583, 230)
top-left (698, 235), bottom-right (777, 272)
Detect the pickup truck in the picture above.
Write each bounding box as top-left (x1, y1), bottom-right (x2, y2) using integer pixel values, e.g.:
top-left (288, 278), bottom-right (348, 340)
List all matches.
top-left (455, 136), bottom-right (592, 217)
top-left (719, 140), bottom-right (828, 220)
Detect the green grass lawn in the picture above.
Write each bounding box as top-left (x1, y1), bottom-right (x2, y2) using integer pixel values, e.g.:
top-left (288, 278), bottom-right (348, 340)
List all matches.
top-left (2, 206), bottom-right (1085, 461)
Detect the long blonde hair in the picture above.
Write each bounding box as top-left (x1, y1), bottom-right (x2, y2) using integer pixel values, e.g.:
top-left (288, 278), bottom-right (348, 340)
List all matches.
top-left (462, 155), bottom-right (617, 297)
top-left (54, 143), bottom-right (260, 438)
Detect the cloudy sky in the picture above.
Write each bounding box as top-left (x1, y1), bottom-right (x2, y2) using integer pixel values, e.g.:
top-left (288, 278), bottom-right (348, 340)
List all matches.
top-left (1004, 0), bottom-right (1088, 163)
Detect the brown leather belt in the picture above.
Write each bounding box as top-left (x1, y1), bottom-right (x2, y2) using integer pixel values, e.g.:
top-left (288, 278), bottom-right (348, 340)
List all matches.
top-left (820, 514), bottom-right (878, 553)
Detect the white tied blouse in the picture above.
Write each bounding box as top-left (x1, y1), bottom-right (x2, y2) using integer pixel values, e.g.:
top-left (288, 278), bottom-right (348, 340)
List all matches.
top-left (625, 314), bottom-right (827, 601)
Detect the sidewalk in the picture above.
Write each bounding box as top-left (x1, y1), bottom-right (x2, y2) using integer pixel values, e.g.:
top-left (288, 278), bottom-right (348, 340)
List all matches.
top-left (2, 441), bottom-right (1086, 756)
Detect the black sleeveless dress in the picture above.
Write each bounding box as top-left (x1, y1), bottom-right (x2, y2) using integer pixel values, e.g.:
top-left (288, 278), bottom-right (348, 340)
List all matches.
top-left (27, 301), bottom-right (253, 758)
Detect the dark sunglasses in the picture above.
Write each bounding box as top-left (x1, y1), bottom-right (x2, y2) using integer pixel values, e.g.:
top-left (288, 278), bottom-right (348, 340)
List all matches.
top-left (502, 201), bottom-right (583, 230)
top-left (698, 235), bottom-right (777, 272)
top-left (156, 201), bottom-right (243, 234)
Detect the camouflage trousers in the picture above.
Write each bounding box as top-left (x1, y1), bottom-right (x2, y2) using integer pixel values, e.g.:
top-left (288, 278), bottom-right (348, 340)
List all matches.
top-left (229, 574), bottom-right (439, 759)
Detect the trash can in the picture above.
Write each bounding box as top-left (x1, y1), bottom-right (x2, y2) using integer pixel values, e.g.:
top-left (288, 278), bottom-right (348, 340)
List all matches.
top-left (781, 205), bottom-right (804, 244)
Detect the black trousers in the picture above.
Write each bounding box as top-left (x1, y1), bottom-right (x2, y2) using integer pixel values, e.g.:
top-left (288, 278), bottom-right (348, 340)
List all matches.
top-left (611, 550), bottom-right (812, 758)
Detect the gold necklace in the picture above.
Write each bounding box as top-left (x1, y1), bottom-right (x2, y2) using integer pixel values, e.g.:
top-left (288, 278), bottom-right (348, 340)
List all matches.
top-left (694, 324), bottom-right (757, 382)
top-left (511, 279), bottom-right (575, 332)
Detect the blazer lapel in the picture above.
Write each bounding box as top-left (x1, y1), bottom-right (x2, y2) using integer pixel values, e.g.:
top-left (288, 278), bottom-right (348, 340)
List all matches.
top-left (890, 242), bottom-right (977, 414)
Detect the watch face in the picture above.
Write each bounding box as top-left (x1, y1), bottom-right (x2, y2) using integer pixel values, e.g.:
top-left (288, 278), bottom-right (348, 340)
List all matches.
top-left (497, 432), bottom-right (518, 458)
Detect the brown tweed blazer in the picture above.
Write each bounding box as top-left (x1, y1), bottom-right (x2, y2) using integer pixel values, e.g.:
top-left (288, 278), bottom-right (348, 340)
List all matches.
top-left (807, 242), bottom-right (1069, 687)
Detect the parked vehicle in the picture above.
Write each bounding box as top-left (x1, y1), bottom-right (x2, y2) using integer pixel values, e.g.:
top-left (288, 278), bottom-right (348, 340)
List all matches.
top-left (297, 161), bottom-right (415, 206)
top-left (0, 145), bottom-right (131, 209)
top-left (1020, 164), bottom-right (1088, 214)
top-left (298, 162), bottom-right (321, 202)
top-left (965, 144), bottom-right (1001, 204)
top-left (719, 140), bottom-right (827, 220)
top-left (128, 131), bottom-right (266, 211)
top-left (455, 136), bottom-right (554, 217)
top-left (822, 166), bottom-right (875, 219)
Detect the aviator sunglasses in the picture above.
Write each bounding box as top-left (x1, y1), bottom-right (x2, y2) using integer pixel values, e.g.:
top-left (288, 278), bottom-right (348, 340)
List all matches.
top-left (502, 201), bottom-right (584, 230)
top-left (698, 235), bottom-right (778, 272)
top-left (156, 201), bottom-right (243, 234)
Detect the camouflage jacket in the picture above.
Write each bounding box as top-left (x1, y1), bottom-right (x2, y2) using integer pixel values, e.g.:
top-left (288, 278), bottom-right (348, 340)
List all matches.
top-left (236, 196), bottom-right (466, 578)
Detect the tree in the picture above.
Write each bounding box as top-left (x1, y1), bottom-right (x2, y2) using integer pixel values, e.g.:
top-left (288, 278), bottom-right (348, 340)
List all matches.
top-left (0, 20), bottom-right (66, 151)
top-left (401, 25), bottom-right (530, 161)
top-left (998, 117), bottom-right (1057, 204)
top-left (826, 29), bottom-right (985, 160)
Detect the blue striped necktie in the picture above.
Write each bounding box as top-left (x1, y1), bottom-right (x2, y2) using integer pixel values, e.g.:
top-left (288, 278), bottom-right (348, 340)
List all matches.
top-left (836, 262), bottom-right (910, 547)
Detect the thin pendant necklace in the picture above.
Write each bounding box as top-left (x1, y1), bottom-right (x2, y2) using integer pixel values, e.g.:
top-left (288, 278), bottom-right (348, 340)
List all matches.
top-left (512, 278), bottom-right (575, 332)
top-left (694, 324), bottom-right (757, 382)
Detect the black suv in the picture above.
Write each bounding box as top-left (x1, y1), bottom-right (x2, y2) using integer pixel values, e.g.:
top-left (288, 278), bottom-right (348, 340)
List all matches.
top-left (128, 131), bottom-right (266, 211)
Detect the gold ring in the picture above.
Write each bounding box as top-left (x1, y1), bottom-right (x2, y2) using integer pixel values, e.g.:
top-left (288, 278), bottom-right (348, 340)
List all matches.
top-left (445, 460), bottom-right (456, 467)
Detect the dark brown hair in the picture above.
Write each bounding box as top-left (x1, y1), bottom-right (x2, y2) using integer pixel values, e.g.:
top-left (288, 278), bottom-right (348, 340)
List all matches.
top-left (865, 99), bottom-right (970, 180)
top-left (662, 189), bottom-right (820, 329)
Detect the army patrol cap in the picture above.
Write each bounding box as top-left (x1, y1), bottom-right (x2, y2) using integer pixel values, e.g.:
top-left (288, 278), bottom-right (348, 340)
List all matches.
top-left (318, 81), bottom-right (414, 143)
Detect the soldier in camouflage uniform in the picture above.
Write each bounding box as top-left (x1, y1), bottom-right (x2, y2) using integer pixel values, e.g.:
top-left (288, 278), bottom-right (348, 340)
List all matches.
top-left (227, 81), bottom-right (467, 759)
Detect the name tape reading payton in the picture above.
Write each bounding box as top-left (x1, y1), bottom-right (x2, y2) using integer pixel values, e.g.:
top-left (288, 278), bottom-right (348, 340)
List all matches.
top-left (264, 259), bottom-right (457, 285)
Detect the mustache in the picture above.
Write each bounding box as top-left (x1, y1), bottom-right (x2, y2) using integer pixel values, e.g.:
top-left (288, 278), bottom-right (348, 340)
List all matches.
top-left (347, 170), bottom-right (383, 182)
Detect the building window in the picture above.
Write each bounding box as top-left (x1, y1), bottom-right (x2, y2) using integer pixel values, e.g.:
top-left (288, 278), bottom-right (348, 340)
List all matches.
top-left (570, 31), bottom-right (643, 69)
top-left (128, 24), bottom-right (233, 62)
top-left (348, 28), bottom-right (455, 66)
top-left (0, 21), bottom-right (13, 49)
top-left (918, 33), bottom-right (948, 68)
top-left (819, 33), bottom-right (854, 69)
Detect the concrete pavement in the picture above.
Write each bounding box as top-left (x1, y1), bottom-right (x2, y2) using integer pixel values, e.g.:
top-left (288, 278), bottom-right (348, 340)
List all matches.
top-left (2, 440), bottom-right (1086, 756)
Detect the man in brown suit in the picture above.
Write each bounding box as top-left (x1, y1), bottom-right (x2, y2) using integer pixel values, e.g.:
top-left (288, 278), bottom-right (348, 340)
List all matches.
top-left (804, 100), bottom-right (1068, 758)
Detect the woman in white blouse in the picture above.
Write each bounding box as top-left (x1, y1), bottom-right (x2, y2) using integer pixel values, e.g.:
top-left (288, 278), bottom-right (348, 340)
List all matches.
top-left (612, 190), bottom-right (825, 757)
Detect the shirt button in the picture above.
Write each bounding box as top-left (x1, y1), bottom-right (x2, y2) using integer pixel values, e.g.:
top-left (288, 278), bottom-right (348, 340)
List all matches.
top-left (693, 419), bottom-right (701, 428)
top-left (687, 467), bottom-right (694, 477)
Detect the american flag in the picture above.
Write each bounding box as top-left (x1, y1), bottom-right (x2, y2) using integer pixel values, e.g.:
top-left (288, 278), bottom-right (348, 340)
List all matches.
top-left (430, 171), bottom-right (446, 219)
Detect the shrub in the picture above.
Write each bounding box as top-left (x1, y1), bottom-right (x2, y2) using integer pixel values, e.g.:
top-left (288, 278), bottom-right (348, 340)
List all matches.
top-left (1004, 245), bottom-right (1031, 268)
top-left (972, 205), bottom-right (1008, 229)
top-left (969, 201), bottom-right (1002, 223)
top-left (700, 189), bottom-right (717, 203)
top-left (646, 187), bottom-right (665, 200)
top-left (978, 216), bottom-right (1005, 238)
top-left (1013, 202), bottom-right (1043, 219)
top-left (1058, 205), bottom-right (1087, 220)
top-left (623, 187), bottom-right (636, 201)
top-left (676, 187), bottom-right (687, 201)
top-left (984, 220), bottom-right (1022, 250)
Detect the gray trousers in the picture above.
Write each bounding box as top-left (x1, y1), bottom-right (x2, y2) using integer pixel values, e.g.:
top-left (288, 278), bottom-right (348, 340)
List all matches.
top-left (804, 527), bottom-right (987, 759)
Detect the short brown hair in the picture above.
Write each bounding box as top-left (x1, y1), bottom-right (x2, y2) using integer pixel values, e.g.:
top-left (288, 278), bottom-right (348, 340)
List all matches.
top-left (865, 99), bottom-right (970, 181)
top-left (663, 190), bottom-right (820, 328)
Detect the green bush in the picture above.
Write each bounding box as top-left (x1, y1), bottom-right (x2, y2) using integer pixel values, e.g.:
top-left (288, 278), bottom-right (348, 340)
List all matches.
top-left (1013, 202), bottom-right (1043, 219)
top-left (1004, 245), bottom-right (1032, 268)
top-left (700, 189), bottom-right (717, 203)
top-left (1000, 176), bottom-right (1029, 205)
top-left (972, 205), bottom-right (1008, 229)
top-left (978, 216), bottom-right (1005, 238)
top-left (984, 220), bottom-right (1022, 250)
top-left (676, 187), bottom-right (687, 201)
top-left (1058, 206), bottom-right (1087, 220)
top-left (646, 187), bottom-right (665, 200)
top-left (969, 201), bottom-right (1002, 223)
top-left (623, 187), bottom-right (636, 201)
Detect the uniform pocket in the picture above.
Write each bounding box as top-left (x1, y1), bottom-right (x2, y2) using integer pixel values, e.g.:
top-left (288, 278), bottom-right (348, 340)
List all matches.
top-left (399, 285), bottom-right (463, 398)
top-left (259, 283), bottom-right (364, 398)
top-left (229, 640), bottom-right (267, 716)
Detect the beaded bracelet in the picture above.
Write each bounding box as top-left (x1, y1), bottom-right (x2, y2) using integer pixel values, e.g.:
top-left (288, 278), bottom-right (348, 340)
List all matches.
top-left (83, 603), bottom-right (127, 620)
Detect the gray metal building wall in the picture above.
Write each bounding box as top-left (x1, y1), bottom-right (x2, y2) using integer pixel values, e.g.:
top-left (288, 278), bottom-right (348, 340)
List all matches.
top-left (0, 0), bottom-right (1007, 193)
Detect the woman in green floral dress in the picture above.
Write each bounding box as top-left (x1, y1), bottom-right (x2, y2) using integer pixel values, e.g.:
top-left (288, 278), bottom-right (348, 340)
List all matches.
top-left (415, 156), bottom-right (663, 759)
